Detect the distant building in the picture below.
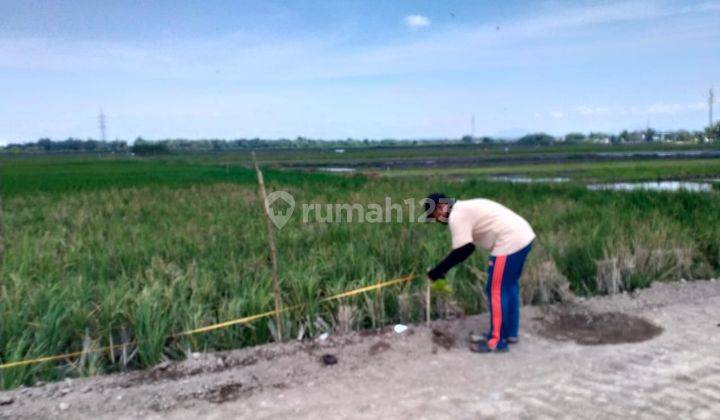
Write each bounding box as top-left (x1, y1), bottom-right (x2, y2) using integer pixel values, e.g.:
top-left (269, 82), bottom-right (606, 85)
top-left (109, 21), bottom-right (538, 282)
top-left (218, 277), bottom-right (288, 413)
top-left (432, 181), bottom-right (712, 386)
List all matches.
top-left (596, 137), bottom-right (610, 144)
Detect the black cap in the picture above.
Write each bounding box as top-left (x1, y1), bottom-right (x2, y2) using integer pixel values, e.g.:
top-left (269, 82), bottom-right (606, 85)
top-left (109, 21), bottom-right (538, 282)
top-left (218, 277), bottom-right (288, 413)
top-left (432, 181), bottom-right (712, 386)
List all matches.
top-left (423, 192), bottom-right (452, 221)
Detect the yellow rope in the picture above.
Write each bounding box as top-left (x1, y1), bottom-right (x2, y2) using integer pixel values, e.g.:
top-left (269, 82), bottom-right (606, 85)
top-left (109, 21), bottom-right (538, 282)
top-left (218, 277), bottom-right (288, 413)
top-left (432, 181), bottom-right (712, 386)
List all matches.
top-left (319, 274), bottom-right (416, 302)
top-left (0, 274), bottom-right (416, 370)
top-left (0, 344), bottom-right (125, 370)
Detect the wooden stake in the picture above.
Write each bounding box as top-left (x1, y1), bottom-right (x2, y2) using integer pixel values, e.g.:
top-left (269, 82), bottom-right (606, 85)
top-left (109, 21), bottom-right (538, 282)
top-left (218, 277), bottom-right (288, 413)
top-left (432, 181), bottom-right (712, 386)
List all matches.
top-left (108, 332), bottom-right (115, 364)
top-left (121, 327), bottom-right (128, 369)
top-left (252, 152), bottom-right (283, 342)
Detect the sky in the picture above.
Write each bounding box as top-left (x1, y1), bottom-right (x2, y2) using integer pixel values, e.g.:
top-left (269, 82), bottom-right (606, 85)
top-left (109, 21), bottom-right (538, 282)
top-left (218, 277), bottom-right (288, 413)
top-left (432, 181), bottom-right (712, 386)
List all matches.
top-left (0, 0), bottom-right (719, 144)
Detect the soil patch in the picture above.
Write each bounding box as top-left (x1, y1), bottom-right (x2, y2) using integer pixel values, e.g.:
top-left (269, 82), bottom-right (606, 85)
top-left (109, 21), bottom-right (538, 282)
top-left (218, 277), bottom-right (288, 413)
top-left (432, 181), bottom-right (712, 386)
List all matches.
top-left (539, 310), bottom-right (663, 345)
top-left (369, 341), bottom-right (391, 356)
top-left (128, 354), bottom-right (259, 386)
top-left (431, 328), bottom-right (456, 350)
top-left (321, 354), bottom-right (338, 366)
top-left (358, 327), bottom-right (391, 337)
top-left (187, 383), bottom-right (248, 404)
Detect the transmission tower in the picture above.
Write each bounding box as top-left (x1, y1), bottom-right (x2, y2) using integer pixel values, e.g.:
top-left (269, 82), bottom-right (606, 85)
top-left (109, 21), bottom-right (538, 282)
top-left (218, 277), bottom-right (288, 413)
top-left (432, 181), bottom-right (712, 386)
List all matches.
top-left (98, 108), bottom-right (107, 142)
top-left (710, 88), bottom-right (715, 127)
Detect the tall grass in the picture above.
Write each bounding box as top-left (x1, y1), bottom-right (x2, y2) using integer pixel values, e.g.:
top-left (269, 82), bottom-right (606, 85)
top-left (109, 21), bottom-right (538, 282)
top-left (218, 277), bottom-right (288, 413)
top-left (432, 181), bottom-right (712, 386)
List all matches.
top-left (1, 159), bottom-right (719, 388)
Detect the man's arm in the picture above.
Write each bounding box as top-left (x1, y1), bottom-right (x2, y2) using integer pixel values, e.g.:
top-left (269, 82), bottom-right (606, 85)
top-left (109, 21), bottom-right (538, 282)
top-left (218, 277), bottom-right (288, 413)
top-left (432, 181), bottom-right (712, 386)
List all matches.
top-left (427, 243), bottom-right (475, 281)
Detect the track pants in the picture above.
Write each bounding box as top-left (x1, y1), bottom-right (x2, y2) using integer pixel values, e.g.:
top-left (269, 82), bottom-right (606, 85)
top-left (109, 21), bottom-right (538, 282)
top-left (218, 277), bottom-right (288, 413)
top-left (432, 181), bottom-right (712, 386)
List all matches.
top-left (486, 242), bottom-right (533, 349)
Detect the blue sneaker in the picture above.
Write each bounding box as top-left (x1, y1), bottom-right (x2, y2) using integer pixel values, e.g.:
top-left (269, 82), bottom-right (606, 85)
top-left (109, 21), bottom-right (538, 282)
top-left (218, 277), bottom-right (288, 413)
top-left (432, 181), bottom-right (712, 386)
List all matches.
top-left (469, 340), bottom-right (509, 353)
top-left (476, 332), bottom-right (518, 345)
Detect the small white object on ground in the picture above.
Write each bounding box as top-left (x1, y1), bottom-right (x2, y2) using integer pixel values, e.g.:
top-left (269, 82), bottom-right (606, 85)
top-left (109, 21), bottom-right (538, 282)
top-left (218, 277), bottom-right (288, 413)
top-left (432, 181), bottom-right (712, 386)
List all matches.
top-left (319, 332), bottom-right (330, 341)
top-left (393, 324), bottom-right (408, 334)
top-left (59, 402), bottom-right (69, 411)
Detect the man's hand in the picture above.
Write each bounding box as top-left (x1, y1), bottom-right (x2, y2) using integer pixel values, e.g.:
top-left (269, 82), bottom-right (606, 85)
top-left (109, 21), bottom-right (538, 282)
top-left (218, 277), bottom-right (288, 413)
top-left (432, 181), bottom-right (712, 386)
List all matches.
top-left (427, 243), bottom-right (476, 282)
top-left (427, 267), bottom-right (443, 282)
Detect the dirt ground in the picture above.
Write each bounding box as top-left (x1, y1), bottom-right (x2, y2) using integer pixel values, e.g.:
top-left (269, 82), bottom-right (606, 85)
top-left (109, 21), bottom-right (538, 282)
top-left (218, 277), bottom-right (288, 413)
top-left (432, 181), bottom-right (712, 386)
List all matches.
top-left (2, 279), bottom-right (719, 419)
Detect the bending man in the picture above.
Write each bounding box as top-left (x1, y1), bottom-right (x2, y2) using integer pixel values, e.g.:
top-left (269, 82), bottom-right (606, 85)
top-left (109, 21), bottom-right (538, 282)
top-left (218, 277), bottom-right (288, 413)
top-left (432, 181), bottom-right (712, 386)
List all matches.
top-left (425, 193), bottom-right (535, 353)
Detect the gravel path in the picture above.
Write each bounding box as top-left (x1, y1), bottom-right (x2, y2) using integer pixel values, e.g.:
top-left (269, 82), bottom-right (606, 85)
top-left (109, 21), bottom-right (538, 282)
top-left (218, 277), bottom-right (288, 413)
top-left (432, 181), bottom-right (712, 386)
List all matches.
top-left (2, 279), bottom-right (719, 419)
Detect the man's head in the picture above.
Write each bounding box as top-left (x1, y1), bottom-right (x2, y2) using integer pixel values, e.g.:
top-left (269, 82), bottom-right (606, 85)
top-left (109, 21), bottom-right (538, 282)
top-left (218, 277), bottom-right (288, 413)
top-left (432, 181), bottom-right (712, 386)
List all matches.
top-left (424, 192), bottom-right (452, 224)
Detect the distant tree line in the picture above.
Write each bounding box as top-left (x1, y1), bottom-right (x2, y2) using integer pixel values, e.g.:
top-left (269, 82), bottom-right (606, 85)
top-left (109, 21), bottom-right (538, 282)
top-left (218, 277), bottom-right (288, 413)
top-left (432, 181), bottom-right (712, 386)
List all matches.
top-left (523, 125), bottom-right (718, 146)
top-left (3, 125), bottom-right (719, 154)
top-left (3, 138), bottom-right (130, 153)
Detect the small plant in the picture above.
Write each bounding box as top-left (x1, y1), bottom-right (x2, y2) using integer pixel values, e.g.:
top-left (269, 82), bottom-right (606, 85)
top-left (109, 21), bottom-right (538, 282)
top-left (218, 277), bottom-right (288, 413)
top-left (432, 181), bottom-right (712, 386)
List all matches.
top-left (430, 279), bottom-right (453, 295)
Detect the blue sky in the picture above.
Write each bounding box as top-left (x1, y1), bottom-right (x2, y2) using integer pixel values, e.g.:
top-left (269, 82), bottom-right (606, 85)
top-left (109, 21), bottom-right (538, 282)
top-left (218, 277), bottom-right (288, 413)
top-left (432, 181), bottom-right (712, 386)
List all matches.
top-left (1, 0), bottom-right (719, 143)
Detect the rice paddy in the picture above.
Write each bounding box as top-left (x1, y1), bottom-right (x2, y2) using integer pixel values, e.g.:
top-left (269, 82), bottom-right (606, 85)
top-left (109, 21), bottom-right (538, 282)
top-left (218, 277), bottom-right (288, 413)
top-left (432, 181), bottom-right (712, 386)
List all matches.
top-left (1, 149), bottom-right (719, 388)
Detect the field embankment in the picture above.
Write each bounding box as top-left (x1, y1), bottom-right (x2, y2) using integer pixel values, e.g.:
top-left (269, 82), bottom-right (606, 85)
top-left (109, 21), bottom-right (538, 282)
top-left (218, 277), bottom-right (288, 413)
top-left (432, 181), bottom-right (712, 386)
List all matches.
top-left (1, 279), bottom-right (719, 419)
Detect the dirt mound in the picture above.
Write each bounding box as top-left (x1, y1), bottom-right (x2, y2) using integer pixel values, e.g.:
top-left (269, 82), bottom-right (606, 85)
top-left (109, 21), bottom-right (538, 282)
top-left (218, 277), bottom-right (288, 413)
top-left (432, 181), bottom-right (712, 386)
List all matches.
top-left (539, 310), bottom-right (663, 345)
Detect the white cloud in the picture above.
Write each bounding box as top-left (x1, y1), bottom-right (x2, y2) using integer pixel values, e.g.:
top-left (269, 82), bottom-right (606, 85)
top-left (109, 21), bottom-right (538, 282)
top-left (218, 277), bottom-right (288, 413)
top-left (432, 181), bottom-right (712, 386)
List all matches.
top-left (550, 110), bottom-right (565, 119)
top-left (646, 102), bottom-right (705, 114)
top-left (569, 101), bottom-right (707, 118)
top-left (403, 14), bottom-right (430, 29)
top-left (576, 105), bottom-right (611, 116)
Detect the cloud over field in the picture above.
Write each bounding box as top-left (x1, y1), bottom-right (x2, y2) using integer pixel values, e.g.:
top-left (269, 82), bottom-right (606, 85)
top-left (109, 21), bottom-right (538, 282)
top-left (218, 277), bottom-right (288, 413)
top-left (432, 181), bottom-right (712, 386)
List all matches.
top-left (403, 14), bottom-right (430, 29)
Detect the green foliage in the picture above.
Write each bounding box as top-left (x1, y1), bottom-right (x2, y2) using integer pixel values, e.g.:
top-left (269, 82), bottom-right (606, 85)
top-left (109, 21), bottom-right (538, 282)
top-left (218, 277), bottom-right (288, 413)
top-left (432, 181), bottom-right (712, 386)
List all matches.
top-left (4, 127), bottom-right (714, 155)
top-left (564, 132), bottom-right (586, 144)
top-left (706, 121), bottom-right (720, 142)
top-left (670, 130), bottom-right (694, 142)
top-left (518, 133), bottom-right (556, 146)
top-left (131, 140), bottom-right (170, 156)
top-left (620, 130), bottom-right (643, 142)
top-left (0, 158), bottom-right (364, 198)
top-left (4, 138), bottom-right (128, 153)
top-left (644, 128), bottom-right (657, 142)
top-left (431, 279), bottom-right (453, 295)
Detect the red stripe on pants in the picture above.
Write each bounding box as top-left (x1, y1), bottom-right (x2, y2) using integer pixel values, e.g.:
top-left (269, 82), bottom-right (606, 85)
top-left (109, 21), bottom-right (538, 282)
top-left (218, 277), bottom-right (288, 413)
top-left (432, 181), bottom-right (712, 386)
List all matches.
top-left (488, 255), bottom-right (507, 349)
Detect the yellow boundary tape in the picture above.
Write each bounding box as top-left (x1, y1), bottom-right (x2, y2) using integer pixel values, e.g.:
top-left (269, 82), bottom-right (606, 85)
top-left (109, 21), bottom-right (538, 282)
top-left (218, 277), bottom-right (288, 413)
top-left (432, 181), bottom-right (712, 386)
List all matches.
top-left (0, 274), bottom-right (416, 370)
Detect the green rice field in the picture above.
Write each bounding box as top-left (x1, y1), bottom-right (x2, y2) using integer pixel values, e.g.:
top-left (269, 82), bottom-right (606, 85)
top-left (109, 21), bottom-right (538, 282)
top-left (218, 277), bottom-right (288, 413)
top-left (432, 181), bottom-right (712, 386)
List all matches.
top-left (1, 147), bottom-right (719, 388)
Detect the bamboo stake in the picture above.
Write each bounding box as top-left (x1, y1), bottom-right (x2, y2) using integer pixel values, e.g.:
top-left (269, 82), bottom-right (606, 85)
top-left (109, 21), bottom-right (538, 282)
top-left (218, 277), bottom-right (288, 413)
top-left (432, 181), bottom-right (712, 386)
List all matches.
top-left (121, 327), bottom-right (128, 369)
top-left (108, 332), bottom-right (115, 364)
top-left (252, 152), bottom-right (283, 342)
